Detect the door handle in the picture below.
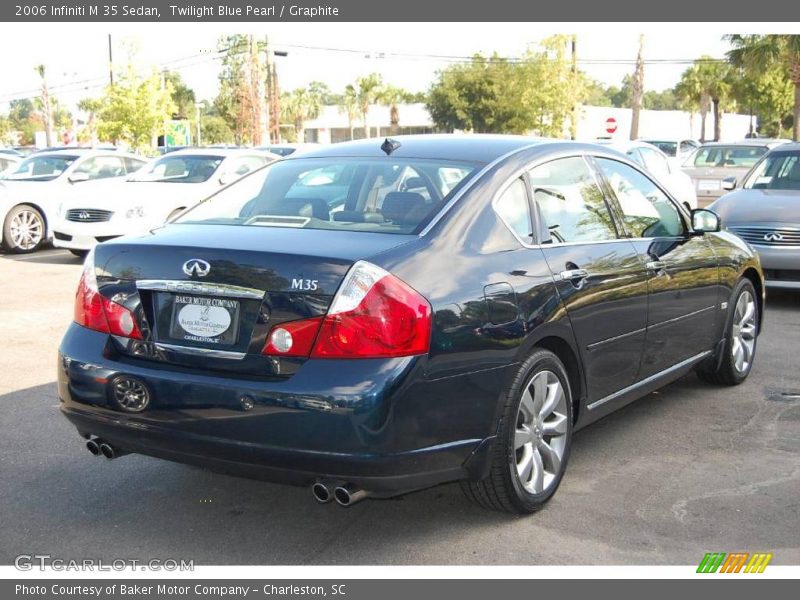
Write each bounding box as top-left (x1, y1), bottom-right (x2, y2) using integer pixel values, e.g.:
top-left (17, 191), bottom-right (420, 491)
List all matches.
top-left (558, 268), bottom-right (589, 282)
top-left (646, 260), bottom-right (666, 270)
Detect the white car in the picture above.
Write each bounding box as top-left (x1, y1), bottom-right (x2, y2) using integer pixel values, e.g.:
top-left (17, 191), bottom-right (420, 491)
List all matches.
top-left (597, 140), bottom-right (698, 210)
top-left (52, 148), bottom-right (279, 256)
top-left (255, 142), bottom-right (320, 157)
top-left (0, 149), bottom-right (147, 253)
top-left (638, 138), bottom-right (699, 163)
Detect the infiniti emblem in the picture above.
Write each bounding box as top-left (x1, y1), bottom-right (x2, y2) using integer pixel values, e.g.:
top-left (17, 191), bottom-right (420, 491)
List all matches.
top-left (79, 211), bottom-right (90, 220)
top-left (764, 232), bottom-right (784, 242)
top-left (182, 259), bottom-right (211, 277)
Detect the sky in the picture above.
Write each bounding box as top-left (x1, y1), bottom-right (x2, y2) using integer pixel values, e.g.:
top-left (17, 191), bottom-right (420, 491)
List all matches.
top-left (0, 22), bottom-right (748, 112)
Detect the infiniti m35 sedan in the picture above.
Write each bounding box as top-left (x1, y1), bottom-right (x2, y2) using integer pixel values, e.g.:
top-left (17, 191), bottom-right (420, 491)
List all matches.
top-left (58, 135), bottom-right (763, 514)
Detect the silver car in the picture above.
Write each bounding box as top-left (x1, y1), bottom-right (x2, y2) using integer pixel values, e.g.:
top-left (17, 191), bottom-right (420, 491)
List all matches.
top-left (710, 143), bottom-right (800, 289)
top-left (683, 140), bottom-right (788, 207)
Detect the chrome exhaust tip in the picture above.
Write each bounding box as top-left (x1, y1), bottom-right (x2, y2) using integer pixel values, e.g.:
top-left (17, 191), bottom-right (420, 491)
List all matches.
top-left (86, 439), bottom-right (101, 456)
top-left (311, 482), bottom-right (333, 503)
top-left (333, 484), bottom-right (369, 507)
top-left (99, 442), bottom-right (127, 460)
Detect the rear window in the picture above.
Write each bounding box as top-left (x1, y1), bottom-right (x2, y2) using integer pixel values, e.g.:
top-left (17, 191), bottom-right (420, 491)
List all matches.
top-left (692, 145), bottom-right (767, 169)
top-left (175, 157), bottom-right (481, 234)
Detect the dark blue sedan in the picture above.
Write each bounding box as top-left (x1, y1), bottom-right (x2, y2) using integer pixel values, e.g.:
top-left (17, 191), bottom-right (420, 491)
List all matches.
top-left (58, 135), bottom-right (764, 513)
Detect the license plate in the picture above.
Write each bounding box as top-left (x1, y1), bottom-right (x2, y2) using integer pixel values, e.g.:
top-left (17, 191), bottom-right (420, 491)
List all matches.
top-left (168, 295), bottom-right (240, 345)
top-left (698, 179), bottom-right (720, 191)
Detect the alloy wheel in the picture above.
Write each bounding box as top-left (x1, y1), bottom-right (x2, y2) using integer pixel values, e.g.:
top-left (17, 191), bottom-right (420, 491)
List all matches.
top-left (9, 209), bottom-right (43, 250)
top-left (514, 370), bottom-right (569, 494)
top-left (731, 290), bottom-right (756, 375)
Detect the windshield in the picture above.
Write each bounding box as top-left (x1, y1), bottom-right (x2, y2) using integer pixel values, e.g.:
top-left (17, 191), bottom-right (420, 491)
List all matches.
top-left (175, 157), bottom-right (481, 234)
top-left (644, 141), bottom-right (677, 156)
top-left (7, 154), bottom-right (78, 181)
top-left (132, 155), bottom-right (224, 183)
top-left (692, 145), bottom-right (767, 169)
top-left (744, 151), bottom-right (800, 191)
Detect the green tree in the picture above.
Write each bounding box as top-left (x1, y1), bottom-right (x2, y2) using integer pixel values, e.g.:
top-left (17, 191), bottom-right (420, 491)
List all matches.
top-left (214, 34), bottom-right (265, 145)
top-left (281, 84), bottom-right (325, 142)
top-left (351, 73), bottom-right (385, 138)
top-left (163, 70), bottom-right (196, 119)
top-left (200, 115), bottom-right (235, 144)
top-left (379, 84), bottom-right (412, 135)
top-left (729, 64), bottom-right (794, 137)
top-left (338, 85), bottom-right (360, 140)
top-left (727, 35), bottom-right (800, 140)
top-left (95, 66), bottom-right (177, 151)
top-left (8, 98), bottom-right (40, 145)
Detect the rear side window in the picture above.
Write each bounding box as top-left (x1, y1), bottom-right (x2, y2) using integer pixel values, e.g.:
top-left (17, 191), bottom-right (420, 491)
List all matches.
top-left (596, 158), bottom-right (684, 238)
top-left (494, 178), bottom-right (531, 242)
top-left (176, 157), bottom-right (481, 235)
top-left (693, 145), bottom-right (767, 168)
top-left (528, 156), bottom-right (617, 244)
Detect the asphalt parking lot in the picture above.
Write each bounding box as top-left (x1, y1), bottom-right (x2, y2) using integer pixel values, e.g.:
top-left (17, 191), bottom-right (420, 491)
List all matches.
top-left (0, 247), bottom-right (798, 565)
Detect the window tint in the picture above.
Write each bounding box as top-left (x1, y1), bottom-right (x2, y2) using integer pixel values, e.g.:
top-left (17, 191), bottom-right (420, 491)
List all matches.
top-left (495, 178), bottom-right (531, 241)
top-left (596, 158), bottom-right (684, 238)
top-left (639, 147), bottom-right (670, 179)
top-left (744, 151), bottom-right (800, 190)
top-left (528, 156), bottom-right (617, 243)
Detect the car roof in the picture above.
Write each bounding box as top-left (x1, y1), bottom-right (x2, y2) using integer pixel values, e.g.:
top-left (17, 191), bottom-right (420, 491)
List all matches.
top-left (697, 140), bottom-right (788, 148)
top-left (285, 134), bottom-right (554, 163)
top-left (26, 148), bottom-right (143, 159)
top-left (765, 142), bottom-right (800, 152)
top-left (158, 148), bottom-right (278, 158)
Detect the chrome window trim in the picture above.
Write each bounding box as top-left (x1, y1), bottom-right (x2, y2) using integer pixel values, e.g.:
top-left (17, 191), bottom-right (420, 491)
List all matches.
top-left (587, 350), bottom-right (712, 411)
top-left (136, 280), bottom-right (266, 300)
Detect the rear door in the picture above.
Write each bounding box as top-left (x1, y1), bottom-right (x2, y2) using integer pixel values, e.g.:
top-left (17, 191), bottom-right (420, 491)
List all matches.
top-left (529, 156), bottom-right (649, 404)
top-left (593, 157), bottom-right (720, 377)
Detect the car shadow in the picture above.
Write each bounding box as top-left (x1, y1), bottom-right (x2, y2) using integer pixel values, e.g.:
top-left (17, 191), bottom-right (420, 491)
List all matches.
top-left (0, 247), bottom-right (83, 265)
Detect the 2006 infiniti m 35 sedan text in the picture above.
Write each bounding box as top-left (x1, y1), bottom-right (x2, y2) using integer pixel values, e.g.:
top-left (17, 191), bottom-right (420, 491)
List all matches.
top-left (58, 135), bottom-right (764, 513)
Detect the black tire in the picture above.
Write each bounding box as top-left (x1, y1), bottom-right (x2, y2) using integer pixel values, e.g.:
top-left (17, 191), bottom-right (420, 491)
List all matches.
top-left (698, 278), bottom-right (759, 386)
top-left (2, 205), bottom-right (45, 253)
top-left (69, 249), bottom-right (88, 258)
top-left (461, 349), bottom-right (573, 514)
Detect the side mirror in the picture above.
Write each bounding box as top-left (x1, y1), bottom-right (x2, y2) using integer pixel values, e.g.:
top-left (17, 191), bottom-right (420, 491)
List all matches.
top-left (691, 209), bottom-right (721, 234)
top-left (219, 173), bottom-right (231, 186)
top-left (722, 177), bottom-right (737, 191)
top-left (68, 172), bottom-right (90, 183)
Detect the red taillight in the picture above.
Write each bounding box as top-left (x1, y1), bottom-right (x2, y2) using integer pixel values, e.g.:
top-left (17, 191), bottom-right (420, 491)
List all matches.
top-left (262, 261), bottom-right (431, 359)
top-left (74, 255), bottom-right (142, 339)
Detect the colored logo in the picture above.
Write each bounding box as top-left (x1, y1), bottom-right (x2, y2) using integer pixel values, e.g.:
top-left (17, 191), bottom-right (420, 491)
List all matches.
top-left (697, 552), bottom-right (773, 573)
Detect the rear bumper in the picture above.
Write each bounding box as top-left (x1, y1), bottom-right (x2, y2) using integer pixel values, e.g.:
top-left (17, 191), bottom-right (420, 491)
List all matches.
top-left (58, 324), bottom-right (505, 494)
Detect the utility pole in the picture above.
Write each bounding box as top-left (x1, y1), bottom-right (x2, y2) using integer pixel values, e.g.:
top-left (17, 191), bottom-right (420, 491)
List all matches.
top-left (630, 34), bottom-right (645, 141)
top-left (108, 34), bottom-right (114, 86)
top-left (195, 105), bottom-right (201, 146)
top-left (262, 35), bottom-right (271, 145)
top-left (570, 35), bottom-right (578, 140)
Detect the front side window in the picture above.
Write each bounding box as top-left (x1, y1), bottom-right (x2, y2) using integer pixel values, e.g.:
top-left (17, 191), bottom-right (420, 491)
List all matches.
top-left (596, 158), bottom-right (684, 238)
top-left (744, 151), bottom-right (800, 191)
top-left (528, 156), bottom-right (617, 244)
top-left (175, 157), bottom-right (480, 235)
top-left (639, 147), bottom-right (670, 180)
top-left (494, 178), bottom-right (531, 242)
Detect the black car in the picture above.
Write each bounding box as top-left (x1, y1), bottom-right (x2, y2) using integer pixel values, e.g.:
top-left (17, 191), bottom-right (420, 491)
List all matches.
top-left (58, 135), bottom-right (764, 514)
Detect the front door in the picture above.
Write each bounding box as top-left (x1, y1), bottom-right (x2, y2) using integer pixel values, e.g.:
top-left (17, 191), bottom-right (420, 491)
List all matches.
top-left (594, 157), bottom-right (720, 378)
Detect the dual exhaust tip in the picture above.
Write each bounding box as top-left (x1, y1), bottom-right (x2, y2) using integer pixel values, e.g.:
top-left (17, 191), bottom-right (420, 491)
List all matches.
top-left (312, 481), bottom-right (369, 507)
top-left (85, 437), bottom-right (127, 460)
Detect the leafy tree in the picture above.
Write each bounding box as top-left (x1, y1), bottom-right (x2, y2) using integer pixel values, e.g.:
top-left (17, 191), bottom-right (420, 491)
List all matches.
top-left (95, 65), bottom-right (177, 151)
top-left (727, 35), bottom-right (800, 140)
top-left (729, 64), bottom-right (794, 137)
top-left (214, 34), bottom-right (265, 145)
top-left (200, 115), bottom-right (235, 144)
top-left (281, 84), bottom-right (325, 142)
top-left (338, 85), bottom-right (360, 140)
top-left (163, 71), bottom-right (196, 119)
top-left (8, 99), bottom-right (40, 145)
top-left (379, 85), bottom-right (412, 134)
top-left (350, 73), bottom-right (385, 138)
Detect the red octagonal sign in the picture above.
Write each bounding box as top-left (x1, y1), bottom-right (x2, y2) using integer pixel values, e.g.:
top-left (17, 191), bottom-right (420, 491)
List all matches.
top-left (605, 117), bottom-right (618, 134)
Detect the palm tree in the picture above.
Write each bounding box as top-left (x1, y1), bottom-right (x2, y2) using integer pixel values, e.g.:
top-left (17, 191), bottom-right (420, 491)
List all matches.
top-left (282, 86), bottom-right (324, 142)
top-left (352, 74), bottom-right (384, 138)
top-left (339, 85), bottom-right (359, 140)
top-left (379, 85), bottom-right (409, 136)
top-left (727, 35), bottom-right (800, 141)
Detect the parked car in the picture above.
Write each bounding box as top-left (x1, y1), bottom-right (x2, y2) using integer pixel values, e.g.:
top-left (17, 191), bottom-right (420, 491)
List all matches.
top-left (710, 143), bottom-right (800, 290)
top-left (256, 142), bottom-right (320, 157)
top-left (0, 153), bottom-right (21, 177)
top-left (0, 148), bottom-right (23, 157)
top-left (596, 140), bottom-right (698, 209)
top-left (639, 138), bottom-right (699, 162)
top-left (682, 140), bottom-right (788, 207)
top-left (52, 148), bottom-right (280, 256)
top-left (0, 149), bottom-right (147, 253)
top-left (58, 135), bottom-right (763, 514)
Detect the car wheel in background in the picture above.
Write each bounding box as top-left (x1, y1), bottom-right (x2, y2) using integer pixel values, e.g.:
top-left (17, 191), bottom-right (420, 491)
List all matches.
top-left (69, 250), bottom-right (88, 258)
top-left (698, 278), bottom-right (759, 386)
top-left (2, 205), bottom-right (45, 253)
top-left (461, 349), bottom-right (573, 513)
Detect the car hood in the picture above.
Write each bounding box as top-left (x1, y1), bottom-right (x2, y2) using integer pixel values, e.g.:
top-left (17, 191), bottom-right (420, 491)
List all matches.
top-left (58, 179), bottom-right (215, 210)
top-left (709, 189), bottom-right (800, 227)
